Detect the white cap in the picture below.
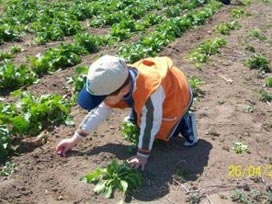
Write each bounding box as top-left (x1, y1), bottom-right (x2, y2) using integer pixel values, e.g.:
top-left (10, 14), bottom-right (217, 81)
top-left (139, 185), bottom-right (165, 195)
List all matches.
top-left (86, 55), bottom-right (129, 95)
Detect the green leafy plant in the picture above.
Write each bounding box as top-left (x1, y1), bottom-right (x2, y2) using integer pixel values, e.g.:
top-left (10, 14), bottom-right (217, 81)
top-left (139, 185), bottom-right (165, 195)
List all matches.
top-left (187, 37), bottom-right (226, 67)
top-left (188, 76), bottom-right (204, 97)
top-left (0, 24), bottom-right (21, 43)
top-left (245, 44), bottom-right (255, 53)
top-left (121, 120), bottom-right (140, 153)
top-left (249, 29), bottom-right (267, 41)
top-left (265, 77), bottom-right (272, 88)
top-left (259, 90), bottom-right (272, 102)
top-left (121, 120), bottom-right (139, 145)
top-left (0, 125), bottom-right (12, 163)
top-left (10, 45), bottom-right (22, 54)
top-left (29, 43), bottom-right (86, 76)
top-left (0, 51), bottom-right (14, 61)
top-left (0, 62), bottom-right (37, 93)
top-left (74, 33), bottom-right (102, 53)
top-left (66, 65), bottom-right (88, 97)
top-left (80, 160), bottom-right (143, 198)
top-left (1, 91), bottom-right (74, 136)
top-left (1, 161), bottom-right (16, 176)
top-left (232, 142), bottom-right (250, 154)
top-left (244, 105), bottom-right (255, 113)
top-left (245, 54), bottom-right (271, 73)
top-left (231, 189), bottom-right (250, 203)
top-left (230, 8), bottom-right (245, 19)
top-left (214, 21), bottom-right (241, 35)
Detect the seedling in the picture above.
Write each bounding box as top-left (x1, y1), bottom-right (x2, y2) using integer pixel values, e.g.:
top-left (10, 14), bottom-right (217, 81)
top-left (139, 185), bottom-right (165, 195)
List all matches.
top-left (121, 120), bottom-right (139, 145)
top-left (232, 142), bottom-right (250, 154)
top-left (249, 29), bottom-right (267, 41)
top-left (245, 54), bottom-right (271, 73)
top-left (245, 44), bottom-right (256, 53)
top-left (81, 160), bottom-right (143, 199)
top-left (265, 77), bottom-right (272, 88)
top-left (188, 76), bottom-right (204, 98)
top-left (231, 189), bottom-right (250, 203)
top-left (259, 90), bottom-right (272, 102)
top-left (66, 65), bottom-right (88, 93)
top-left (0, 161), bottom-right (16, 176)
top-left (0, 125), bottom-right (12, 163)
top-left (187, 37), bottom-right (226, 67)
top-left (214, 21), bottom-right (241, 35)
top-left (244, 105), bottom-right (255, 113)
top-left (230, 8), bottom-right (245, 19)
top-left (10, 45), bottom-right (22, 54)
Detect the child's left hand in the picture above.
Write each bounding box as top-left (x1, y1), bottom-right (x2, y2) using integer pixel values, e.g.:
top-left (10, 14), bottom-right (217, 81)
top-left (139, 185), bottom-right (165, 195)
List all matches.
top-left (127, 155), bottom-right (148, 170)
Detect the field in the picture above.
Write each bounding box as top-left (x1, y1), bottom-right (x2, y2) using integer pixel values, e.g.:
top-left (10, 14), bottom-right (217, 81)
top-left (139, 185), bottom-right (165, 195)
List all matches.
top-left (1, 0), bottom-right (272, 203)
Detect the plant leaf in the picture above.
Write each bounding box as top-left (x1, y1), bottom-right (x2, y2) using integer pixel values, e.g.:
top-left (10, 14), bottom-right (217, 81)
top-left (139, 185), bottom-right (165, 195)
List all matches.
top-left (94, 180), bottom-right (107, 194)
top-left (120, 180), bottom-right (128, 193)
top-left (104, 185), bottom-right (113, 199)
top-left (80, 169), bottom-right (102, 183)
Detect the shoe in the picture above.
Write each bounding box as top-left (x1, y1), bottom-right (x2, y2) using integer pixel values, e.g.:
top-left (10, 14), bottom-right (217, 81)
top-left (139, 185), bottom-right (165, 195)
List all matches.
top-left (183, 113), bottom-right (199, 147)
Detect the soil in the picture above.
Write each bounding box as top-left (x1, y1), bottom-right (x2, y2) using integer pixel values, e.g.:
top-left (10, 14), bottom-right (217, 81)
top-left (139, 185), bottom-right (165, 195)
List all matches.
top-left (1, 1), bottom-right (272, 204)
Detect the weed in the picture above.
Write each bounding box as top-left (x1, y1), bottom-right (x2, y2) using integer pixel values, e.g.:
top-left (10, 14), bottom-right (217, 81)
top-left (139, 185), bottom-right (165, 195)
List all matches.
top-left (187, 37), bottom-right (226, 67)
top-left (188, 76), bottom-right (204, 97)
top-left (259, 90), bottom-right (272, 102)
top-left (244, 44), bottom-right (255, 52)
top-left (231, 189), bottom-right (250, 203)
top-left (214, 21), bottom-right (241, 35)
top-left (66, 65), bottom-right (88, 93)
top-left (245, 54), bottom-right (270, 73)
top-left (249, 29), bottom-right (267, 41)
top-left (10, 45), bottom-right (22, 54)
top-left (1, 161), bottom-right (16, 176)
top-left (174, 169), bottom-right (191, 182)
top-left (121, 120), bottom-right (139, 145)
top-left (232, 142), bottom-right (250, 154)
top-left (231, 8), bottom-right (245, 19)
top-left (0, 125), bottom-right (12, 163)
top-left (186, 188), bottom-right (203, 204)
top-left (244, 105), bottom-right (255, 113)
top-left (264, 77), bottom-right (272, 88)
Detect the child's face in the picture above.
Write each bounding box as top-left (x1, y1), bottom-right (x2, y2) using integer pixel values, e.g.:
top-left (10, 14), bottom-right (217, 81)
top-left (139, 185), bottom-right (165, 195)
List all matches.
top-left (104, 83), bottom-right (130, 105)
top-left (104, 94), bottom-right (123, 105)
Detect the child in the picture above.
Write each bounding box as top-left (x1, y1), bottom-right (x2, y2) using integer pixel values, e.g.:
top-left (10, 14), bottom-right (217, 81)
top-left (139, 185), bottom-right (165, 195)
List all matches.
top-left (56, 55), bottom-right (198, 170)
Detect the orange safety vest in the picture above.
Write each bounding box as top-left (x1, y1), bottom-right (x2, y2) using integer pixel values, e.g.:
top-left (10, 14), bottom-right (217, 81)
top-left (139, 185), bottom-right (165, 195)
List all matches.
top-left (107, 57), bottom-right (191, 141)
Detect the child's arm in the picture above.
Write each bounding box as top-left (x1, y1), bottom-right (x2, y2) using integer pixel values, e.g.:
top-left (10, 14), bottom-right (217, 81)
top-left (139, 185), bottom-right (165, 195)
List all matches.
top-left (128, 86), bottom-right (164, 170)
top-left (55, 103), bottom-right (112, 156)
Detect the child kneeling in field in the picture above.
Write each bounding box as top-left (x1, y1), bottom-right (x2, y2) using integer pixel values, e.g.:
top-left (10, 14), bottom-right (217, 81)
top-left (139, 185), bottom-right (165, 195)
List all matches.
top-left (56, 55), bottom-right (198, 170)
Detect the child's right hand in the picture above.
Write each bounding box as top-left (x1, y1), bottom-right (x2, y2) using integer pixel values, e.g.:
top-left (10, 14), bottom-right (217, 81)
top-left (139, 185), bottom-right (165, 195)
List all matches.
top-left (55, 138), bottom-right (77, 157)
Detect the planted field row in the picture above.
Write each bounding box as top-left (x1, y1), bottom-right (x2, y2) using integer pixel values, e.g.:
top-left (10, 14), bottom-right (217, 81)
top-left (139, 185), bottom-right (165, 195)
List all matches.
top-left (0, 0), bottom-right (214, 44)
top-left (1, 1), bottom-right (223, 94)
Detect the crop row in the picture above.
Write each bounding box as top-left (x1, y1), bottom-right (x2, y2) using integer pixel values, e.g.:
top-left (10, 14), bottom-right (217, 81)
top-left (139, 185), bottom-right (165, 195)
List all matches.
top-left (0, 0), bottom-right (213, 44)
top-left (0, 1), bottom-right (223, 94)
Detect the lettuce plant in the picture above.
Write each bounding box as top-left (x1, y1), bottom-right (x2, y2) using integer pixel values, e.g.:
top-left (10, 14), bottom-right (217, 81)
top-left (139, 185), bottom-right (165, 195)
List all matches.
top-left (81, 160), bottom-right (143, 198)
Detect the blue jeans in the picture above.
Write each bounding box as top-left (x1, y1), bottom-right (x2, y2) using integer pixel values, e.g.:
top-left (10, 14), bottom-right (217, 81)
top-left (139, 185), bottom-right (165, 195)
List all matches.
top-left (171, 87), bottom-right (196, 143)
top-left (172, 112), bottom-right (195, 143)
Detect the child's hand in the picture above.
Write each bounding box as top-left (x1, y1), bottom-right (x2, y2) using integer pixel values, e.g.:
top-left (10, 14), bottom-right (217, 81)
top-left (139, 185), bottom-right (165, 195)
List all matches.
top-left (127, 155), bottom-right (148, 171)
top-left (55, 138), bottom-right (77, 157)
